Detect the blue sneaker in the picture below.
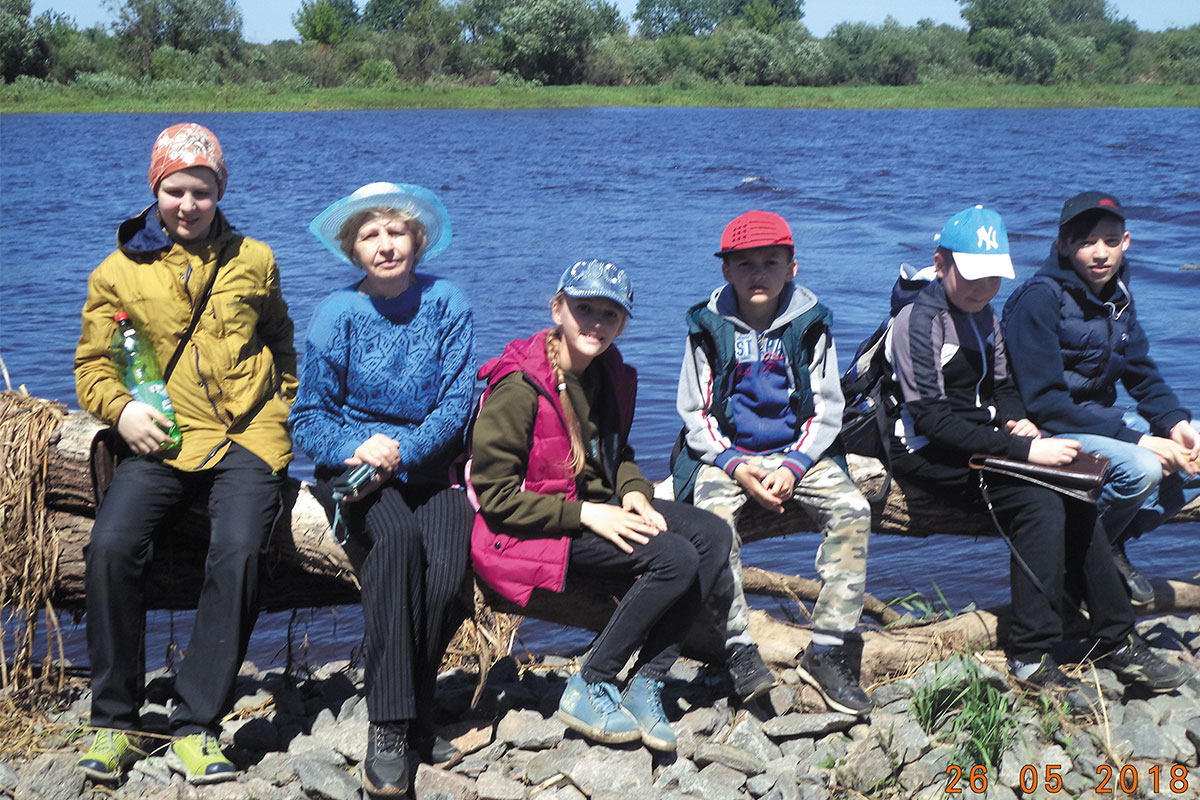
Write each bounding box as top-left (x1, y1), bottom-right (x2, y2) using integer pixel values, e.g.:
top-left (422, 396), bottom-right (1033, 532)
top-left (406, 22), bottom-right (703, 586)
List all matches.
top-left (557, 672), bottom-right (640, 745)
top-left (622, 672), bottom-right (676, 751)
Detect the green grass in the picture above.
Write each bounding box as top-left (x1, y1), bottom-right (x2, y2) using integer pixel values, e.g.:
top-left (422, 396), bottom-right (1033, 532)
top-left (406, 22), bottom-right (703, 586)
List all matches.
top-left (886, 582), bottom-right (955, 626)
top-left (911, 655), bottom-right (1018, 771)
top-left (3, 81), bottom-right (1198, 114)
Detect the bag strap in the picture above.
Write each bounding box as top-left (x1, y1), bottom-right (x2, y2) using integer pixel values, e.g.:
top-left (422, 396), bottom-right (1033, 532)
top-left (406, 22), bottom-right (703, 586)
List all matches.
top-left (163, 240), bottom-right (233, 382)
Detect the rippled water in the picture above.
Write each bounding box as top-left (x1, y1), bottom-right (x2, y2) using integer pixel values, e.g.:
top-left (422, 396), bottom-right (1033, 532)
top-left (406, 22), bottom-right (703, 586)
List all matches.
top-left (2, 108), bottom-right (1197, 667)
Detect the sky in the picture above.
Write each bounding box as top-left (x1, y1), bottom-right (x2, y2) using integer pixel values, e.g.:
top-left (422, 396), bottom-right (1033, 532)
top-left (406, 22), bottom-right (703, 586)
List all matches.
top-left (30, 0), bottom-right (1200, 46)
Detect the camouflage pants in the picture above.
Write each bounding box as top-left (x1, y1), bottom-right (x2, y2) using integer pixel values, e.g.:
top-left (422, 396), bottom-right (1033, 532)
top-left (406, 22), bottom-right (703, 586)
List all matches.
top-left (694, 454), bottom-right (871, 642)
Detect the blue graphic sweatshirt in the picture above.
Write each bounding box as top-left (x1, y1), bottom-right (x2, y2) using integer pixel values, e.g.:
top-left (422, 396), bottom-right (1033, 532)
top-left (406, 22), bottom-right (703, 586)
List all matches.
top-left (290, 274), bottom-right (475, 483)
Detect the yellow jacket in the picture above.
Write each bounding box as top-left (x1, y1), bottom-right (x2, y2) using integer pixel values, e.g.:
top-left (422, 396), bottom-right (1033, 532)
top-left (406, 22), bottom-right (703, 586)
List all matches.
top-left (75, 206), bottom-right (297, 473)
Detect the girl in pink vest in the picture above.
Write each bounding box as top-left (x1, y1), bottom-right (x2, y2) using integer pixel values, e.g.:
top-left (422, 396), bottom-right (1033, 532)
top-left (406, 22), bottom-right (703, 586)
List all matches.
top-left (469, 260), bottom-right (730, 752)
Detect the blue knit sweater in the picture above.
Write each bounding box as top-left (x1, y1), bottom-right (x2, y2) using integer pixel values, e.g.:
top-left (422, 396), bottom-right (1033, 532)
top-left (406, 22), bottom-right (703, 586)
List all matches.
top-left (290, 274), bottom-right (475, 483)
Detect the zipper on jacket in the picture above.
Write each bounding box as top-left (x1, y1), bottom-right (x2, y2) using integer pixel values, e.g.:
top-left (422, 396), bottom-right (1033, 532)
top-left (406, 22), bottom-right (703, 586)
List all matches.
top-left (197, 439), bottom-right (228, 470)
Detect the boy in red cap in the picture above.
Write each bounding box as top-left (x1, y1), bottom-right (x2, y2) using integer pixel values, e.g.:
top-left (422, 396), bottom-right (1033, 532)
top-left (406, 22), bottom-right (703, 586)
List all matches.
top-left (673, 210), bottom-right (873, 714)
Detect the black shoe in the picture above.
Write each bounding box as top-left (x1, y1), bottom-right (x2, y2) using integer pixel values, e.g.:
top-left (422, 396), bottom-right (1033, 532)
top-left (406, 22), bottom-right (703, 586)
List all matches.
top-left (362, 721), bottom-right (410, 797)
top-left (1008, 653), bottom-right (1101, 713)
top-left (1111, 541), bottom-right (1154, 605)
top-left (797, 644), bottom-right (873, 715)
top-left (413, 730), bottom-right (462, 768)
top-left (728, 643), bottom-right (775, 702)
top-left (1099, 635), bottom-right (1188, 693)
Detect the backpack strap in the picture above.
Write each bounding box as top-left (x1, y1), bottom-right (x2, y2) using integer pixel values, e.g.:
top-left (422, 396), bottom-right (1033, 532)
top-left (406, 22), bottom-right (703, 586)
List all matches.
top-left (163, 239), bottom-right (235, 383)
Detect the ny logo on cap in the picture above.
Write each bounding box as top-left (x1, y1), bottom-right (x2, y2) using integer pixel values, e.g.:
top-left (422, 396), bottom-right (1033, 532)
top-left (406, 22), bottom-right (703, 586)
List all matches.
top-left (976, 225), bottom-right (999, 251)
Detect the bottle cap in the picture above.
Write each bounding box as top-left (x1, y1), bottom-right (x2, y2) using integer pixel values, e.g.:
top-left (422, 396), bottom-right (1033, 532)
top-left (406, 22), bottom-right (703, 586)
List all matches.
top-left (113, 311), bottom-right (130, 322)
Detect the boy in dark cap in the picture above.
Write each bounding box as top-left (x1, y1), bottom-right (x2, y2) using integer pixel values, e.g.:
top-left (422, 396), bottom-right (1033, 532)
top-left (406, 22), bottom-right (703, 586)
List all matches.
top-left (1003, 192), bottom-right (1199, 605)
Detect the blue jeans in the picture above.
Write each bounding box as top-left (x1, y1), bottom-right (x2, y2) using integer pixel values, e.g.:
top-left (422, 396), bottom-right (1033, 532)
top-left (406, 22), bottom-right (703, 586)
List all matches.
top-left (1060, 413), bottom-right (1200, 544)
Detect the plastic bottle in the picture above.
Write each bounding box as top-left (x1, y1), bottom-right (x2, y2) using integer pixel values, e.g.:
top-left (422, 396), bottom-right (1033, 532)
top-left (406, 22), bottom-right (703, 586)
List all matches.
top-left (111, 311), bottom-right (182, 449)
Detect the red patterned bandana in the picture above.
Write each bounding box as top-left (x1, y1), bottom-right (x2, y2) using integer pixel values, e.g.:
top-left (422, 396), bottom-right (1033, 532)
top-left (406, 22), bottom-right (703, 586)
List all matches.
top-left (148, 123), bottom-right (228, 199)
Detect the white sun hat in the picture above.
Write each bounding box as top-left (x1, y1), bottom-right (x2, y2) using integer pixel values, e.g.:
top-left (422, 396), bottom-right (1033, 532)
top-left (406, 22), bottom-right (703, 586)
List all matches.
top-left (309, 181), bottom-right (452, 266)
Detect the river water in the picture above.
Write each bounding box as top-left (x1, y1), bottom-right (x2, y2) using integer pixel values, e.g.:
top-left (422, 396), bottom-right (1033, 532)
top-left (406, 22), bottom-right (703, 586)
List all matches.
top-left (2, 107), bottom-right (1198, 668)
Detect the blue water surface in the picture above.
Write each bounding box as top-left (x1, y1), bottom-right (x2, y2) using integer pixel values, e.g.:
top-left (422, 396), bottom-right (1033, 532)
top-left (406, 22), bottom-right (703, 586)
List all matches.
top-left (2, 108), bottom-right (1197, 667)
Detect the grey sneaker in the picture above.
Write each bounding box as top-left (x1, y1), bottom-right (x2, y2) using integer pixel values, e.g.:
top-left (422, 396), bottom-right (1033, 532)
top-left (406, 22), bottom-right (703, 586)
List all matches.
top-left (1111, 541), bottom-right (1154, 605)
top-left (362, 721), bottom-right (410, 797)
top-left (728, 643), bottom-right (775, 702)
top-left (1099, 635), bottom-right (1188, 693)
top-left (797, 645), bottom-right (873, 715)
top-left (1008, 653), bottom-right (1101, 713)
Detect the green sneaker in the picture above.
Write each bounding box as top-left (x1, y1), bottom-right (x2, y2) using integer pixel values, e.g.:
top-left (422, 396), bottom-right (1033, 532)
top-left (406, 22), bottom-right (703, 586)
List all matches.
top-left (77, 730), bottom-right (144, 781)
top-left (168, 732), bottom-right (237, 784)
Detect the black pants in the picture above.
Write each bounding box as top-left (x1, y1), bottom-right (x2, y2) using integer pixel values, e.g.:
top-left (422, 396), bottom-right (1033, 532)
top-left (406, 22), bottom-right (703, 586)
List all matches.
top-left (897, 463), bottom-right (1134, 661)
top-left (569, 498), bottom-right (730, 684)
top-left (312, 475), bottom-right (472, 723)
top-left (85, 443), bottom-right (283, 736)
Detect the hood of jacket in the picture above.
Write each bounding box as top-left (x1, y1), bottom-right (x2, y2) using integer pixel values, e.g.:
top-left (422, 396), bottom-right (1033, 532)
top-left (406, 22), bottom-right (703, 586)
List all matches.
top-left (707, 281), bottom-right (820, 335)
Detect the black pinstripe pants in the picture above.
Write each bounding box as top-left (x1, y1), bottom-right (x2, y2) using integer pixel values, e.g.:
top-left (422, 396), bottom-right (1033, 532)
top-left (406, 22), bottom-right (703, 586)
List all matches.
top-left (313, 476), bottom-right (473, 723)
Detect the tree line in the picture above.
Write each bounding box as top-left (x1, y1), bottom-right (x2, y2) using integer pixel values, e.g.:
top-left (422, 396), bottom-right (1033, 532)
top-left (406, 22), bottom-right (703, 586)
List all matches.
top-left (3, 0), bottom-right (1198, 93)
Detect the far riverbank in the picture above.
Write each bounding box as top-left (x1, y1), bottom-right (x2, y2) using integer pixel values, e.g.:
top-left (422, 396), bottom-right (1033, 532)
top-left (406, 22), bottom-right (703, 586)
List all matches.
top-left (2, 82), bottom-right (1199, 114)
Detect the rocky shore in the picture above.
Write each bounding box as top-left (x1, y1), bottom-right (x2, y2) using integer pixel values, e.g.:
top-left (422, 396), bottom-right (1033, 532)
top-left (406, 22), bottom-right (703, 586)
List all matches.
top-left (5, 614), bottom-right (1200, 800)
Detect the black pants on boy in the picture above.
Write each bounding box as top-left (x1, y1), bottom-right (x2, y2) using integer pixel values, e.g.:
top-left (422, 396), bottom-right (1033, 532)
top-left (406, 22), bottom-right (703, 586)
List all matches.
top-left (312, 474), bottom-right (473, 724)
top-left (85, 442), bottom-right (283, 736)
top-left (896, 465), bottom-right (1133, 662)
top-left (568, 498), bottom-right (731, 684)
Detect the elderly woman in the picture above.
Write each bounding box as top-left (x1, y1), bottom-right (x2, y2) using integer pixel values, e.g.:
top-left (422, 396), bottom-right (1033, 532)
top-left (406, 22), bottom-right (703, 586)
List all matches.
top-left (290, 182), bottom-right (475, 797)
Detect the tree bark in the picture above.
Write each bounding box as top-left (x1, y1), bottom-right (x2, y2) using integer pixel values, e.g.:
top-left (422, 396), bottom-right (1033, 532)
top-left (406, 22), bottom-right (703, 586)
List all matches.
top-left (36, 409), bottom-right (1200, 671)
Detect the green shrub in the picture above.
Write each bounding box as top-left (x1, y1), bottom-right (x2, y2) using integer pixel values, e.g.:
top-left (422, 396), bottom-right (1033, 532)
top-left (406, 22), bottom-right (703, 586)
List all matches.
top-left (71, 71), bottom-right (140, 95)
top-left (353, 57), bottom-right (397, 86)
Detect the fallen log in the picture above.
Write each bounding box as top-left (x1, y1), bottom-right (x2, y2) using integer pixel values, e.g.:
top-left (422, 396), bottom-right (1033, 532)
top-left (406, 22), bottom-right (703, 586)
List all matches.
top-left (32, 407), bottom-right (1200, 673)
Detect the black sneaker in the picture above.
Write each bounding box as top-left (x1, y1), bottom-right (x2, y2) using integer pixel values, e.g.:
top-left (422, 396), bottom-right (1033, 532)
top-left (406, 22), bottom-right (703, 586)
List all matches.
top-left (412, 730), bottom-right (462, 769)
top-left (797, 645), bottom-right (873, 715)
top-left (728, 643), bottom-right (775, 702)
top-left (1111, 541), bottom-right (1154, 605)
top-left (362, 721), bottom-right (410, 797)
top-left (1008, 653), bottom-right (1101, 713)
top-left (1099, 635), bottom-right (1188, 693)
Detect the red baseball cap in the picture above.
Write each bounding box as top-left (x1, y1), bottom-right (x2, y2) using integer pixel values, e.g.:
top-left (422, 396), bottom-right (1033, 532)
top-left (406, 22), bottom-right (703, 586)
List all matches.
top-left (715, 210), bottom-right (793, 257)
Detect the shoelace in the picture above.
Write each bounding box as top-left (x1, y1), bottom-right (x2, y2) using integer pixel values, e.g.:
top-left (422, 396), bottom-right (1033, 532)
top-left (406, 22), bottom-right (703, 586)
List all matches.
top-left (198, 732), bottom-right (218, 755)
top-left (638, 677), bottom-right (667, 719)
top-left (587, 681), bottom-right (624, 713)
top-left (374, 723), bottom-right (407, 754)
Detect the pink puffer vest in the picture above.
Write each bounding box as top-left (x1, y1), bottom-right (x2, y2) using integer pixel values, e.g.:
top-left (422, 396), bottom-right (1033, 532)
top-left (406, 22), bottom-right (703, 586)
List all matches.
top-left (468, 329), bottom-right (636, 606)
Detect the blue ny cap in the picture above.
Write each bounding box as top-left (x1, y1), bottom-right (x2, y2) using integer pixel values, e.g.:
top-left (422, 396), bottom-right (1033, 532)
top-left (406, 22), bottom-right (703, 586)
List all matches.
top-left (935, 205), bottom-right (1014, 280)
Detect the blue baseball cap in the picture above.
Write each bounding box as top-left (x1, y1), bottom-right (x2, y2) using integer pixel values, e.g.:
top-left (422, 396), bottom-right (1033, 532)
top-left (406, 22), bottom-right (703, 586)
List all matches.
top-left (935, 205), bottom-right (1014, 280)
top-left (557, 259), bottom-right (634, 316)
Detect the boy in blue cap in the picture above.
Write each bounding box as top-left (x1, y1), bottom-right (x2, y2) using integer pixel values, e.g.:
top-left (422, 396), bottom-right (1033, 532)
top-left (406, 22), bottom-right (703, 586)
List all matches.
top-left (885, 205), bottom-right (1185, 700)
top-left (1003, 191), bottom-right (1199, 605)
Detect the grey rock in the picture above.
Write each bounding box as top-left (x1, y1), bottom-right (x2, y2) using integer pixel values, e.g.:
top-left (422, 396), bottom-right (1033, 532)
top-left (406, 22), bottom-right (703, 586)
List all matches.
top-left (698, 760), bottom-right (748, 790)
top-left (476, 768), bottom-right (528, 799)
top-left (745, 769), bottom-right (778, 796)
top-left (286, 732), bottom-right (346, 765)
top-left (869, 712), bottom-right (928, 765)
top-left (1111, 717), bottom-right (1183, 761)
top-left (778, 668), bottom-right (800, 686)
top-left (799, 734), bottom-right (849, 777)
top-left (127, 754), bottom-right (174, 786)
top-left (675, 769), bottom-right (747, 800)
top-left (496, 708), bottom-right (566, 750)
top-left (910, 657), bottom-right (1007, 698)
top-left (653, 756), bottom-right (699, 791)
top-left (764, 777), bottom-right (812, 800)
top-left (726, 717), bottom-right (782, 762)
top-left (561, 744), bottom-right (653, 796)
top-left (762, 712), bottom-right (857, 739)
top-left (538, 786), bottom-right (587, 800)
top-left (677, 706), bottom-right (722, 737)
top-left (233, 687), bottom-right (274, 714)
top-left (252, 751), bottom-right (299, 785)
top-left (900, 745), bottom-right (952, 792)
top-left (984, 784), bottom-right (1017, 800)
top-left (1123, 699), bottom-right (1156, 725)
top-left (777, 737), bottom-right (815, 761)
top-left (1186, 716), bottom-right (1200, 760)
top-left (765, 685), bottom-right (795, 717)
top-left (869, 679), bottom-right (914, 707)
top-left (694, 742), bottom-right (766, 775)
top-left (337, 693), bottom-right (363, 721)
top-left (523, 749), bottom-right (564, 785)
top-left (837, 736), bottom-right (896, 794)
top-left (295, 757), bottom-right (360, 800)
top-left (0, 762), bottom-right (17, 791)
top-left (14, 753), bottom-right (86, 800)
top-left (329, 716), bottom-right (368, 763)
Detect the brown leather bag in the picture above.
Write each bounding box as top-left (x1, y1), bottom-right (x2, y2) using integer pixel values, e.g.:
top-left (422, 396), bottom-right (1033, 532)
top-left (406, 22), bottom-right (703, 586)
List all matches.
top-left (968, 450), bottom-right (1112, 504)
